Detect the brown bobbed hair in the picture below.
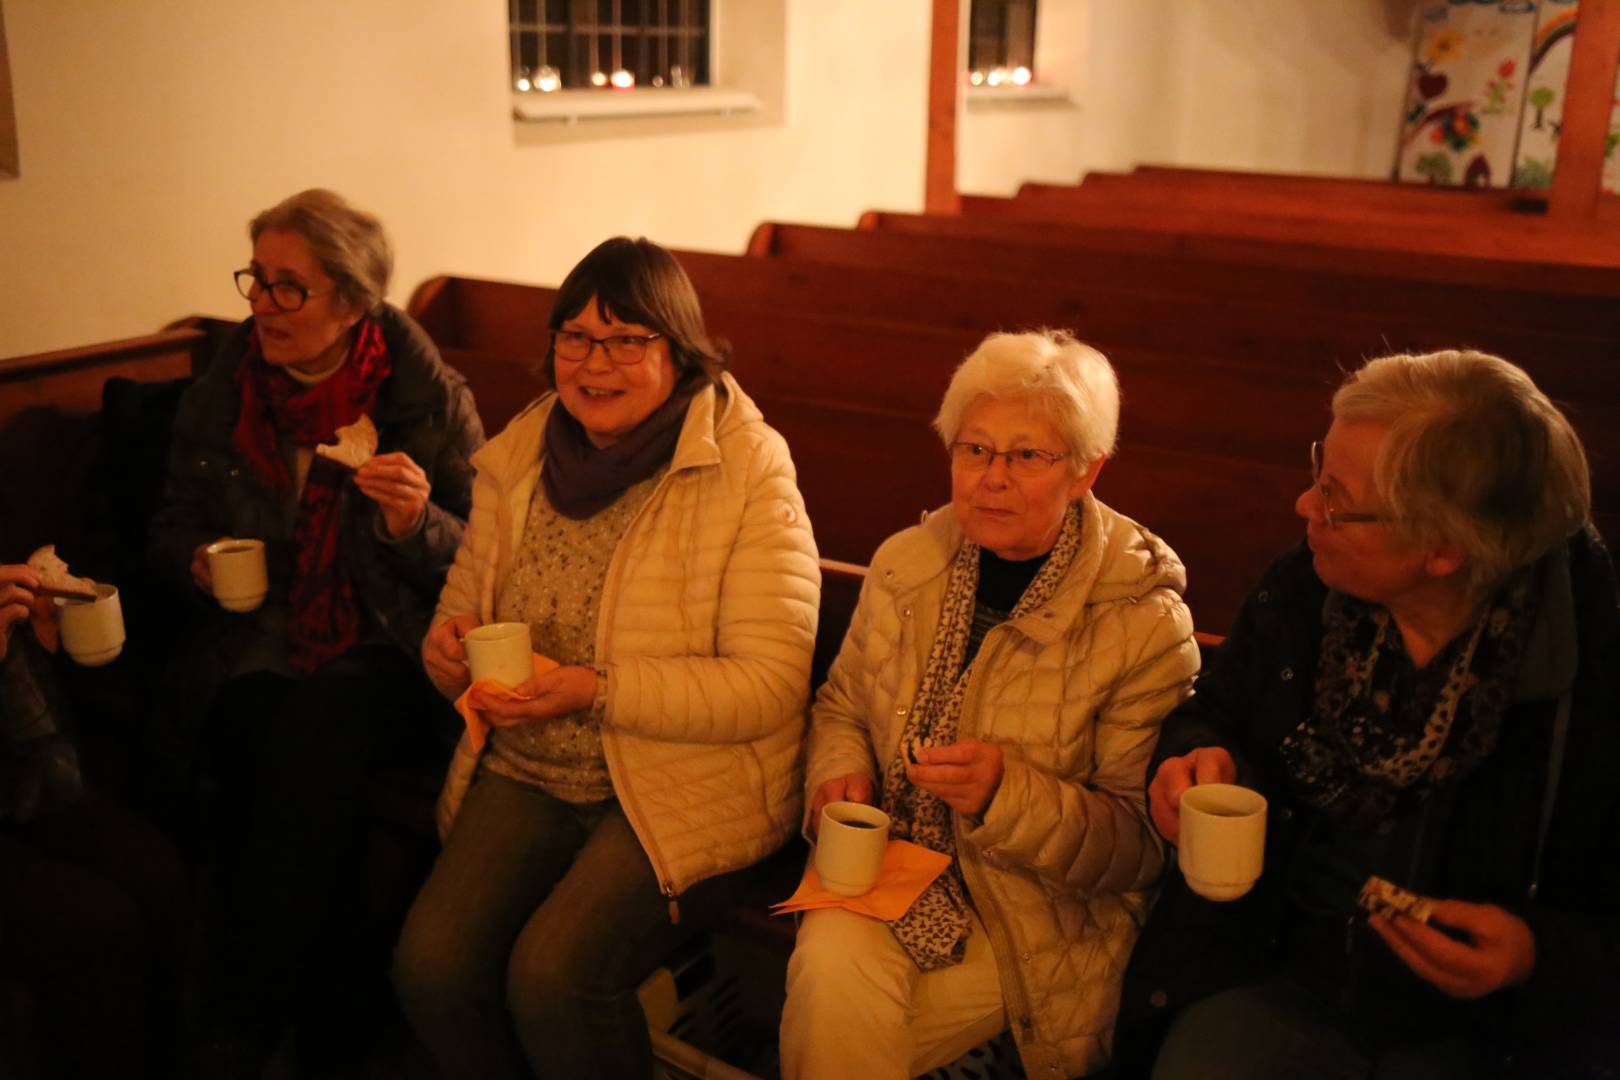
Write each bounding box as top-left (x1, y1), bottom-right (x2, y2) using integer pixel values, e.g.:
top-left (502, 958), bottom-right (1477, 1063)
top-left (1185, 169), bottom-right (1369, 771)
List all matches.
top-left (250, 188), bottom-right (393, 316)
top-left (544, 237), bottom-right (729, 387)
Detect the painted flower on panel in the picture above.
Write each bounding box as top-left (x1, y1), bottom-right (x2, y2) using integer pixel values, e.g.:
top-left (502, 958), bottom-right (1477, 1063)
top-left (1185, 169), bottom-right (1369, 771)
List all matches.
top-left (1443, 111), bottom-right (1482, 152)
top-left (1424, 28), bottom-right (1464, 66)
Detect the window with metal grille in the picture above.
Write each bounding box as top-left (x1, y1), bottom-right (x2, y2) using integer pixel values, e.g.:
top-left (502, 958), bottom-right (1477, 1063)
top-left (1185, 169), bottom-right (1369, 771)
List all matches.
top-left (510, 0), bottom-right (711, 93)
top-left (968, 0), bottom-right (1038, 88)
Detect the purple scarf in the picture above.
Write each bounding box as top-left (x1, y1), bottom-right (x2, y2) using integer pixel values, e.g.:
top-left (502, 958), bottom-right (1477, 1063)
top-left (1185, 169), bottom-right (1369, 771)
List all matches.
top-left (541, 380), bottom-right (704, 519)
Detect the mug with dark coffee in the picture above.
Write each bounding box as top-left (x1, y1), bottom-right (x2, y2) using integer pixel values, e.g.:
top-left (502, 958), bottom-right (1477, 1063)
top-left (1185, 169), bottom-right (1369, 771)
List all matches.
top-left (814, 801), bottom-right (891, 896)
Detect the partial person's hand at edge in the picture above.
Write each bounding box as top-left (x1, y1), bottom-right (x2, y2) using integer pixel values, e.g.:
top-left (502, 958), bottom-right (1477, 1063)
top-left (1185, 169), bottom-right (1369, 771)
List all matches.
top-left (1148, 745), bottom-right (1237, 845)
top-left (0, 564), bottom-right (42, 663)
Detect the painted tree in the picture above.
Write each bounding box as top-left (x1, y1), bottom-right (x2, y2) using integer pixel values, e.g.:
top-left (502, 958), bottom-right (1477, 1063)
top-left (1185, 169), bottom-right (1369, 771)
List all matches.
top-left (1529, 85), bottom-right (1557, 129)
top-left (1414, 152), bottom-right (1453, 185)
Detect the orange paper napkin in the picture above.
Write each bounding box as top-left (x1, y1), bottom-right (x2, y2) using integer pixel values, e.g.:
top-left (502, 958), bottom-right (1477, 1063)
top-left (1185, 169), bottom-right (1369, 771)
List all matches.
top-left (454, 653), bottom-right (560, 750)
top-left (771, 839), bottom-right (951, 921)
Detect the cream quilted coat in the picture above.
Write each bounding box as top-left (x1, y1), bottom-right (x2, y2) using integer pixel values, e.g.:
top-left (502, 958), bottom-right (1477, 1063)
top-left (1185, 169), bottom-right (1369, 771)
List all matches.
top-left (432, 374), bottom-right (820, 901)
top-left (806, 494), bottom-right (1197, 1077)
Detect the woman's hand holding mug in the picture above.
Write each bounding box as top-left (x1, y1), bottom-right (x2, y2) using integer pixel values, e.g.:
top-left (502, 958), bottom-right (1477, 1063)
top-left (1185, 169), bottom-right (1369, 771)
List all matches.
top-left (810, 772), bottom-right (875, 837)
top-left (471, 665), bottom-right (598, 725)
top-left (1148, 745), bottom-right (1237, 845)
top-left (189, 543), bottom-right (216, 593)
top-left (423, 613), bottom-right (480, 696)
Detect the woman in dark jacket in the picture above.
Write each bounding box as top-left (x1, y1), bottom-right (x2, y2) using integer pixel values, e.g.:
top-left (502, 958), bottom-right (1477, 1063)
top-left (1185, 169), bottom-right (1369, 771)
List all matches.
top-left (150, 188), bottom-right (484, 1072)
top-left (1118, 350), bottom-right (1617, 1079)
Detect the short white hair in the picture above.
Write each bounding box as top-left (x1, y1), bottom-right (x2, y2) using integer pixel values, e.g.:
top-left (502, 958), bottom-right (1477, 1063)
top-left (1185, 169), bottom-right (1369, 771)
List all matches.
top-left (933, 329), bottom-right (1120, 468)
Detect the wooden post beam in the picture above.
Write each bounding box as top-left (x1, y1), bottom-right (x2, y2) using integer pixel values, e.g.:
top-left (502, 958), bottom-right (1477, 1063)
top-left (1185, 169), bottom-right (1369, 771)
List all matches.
top-left (925, 0), bottom-right (961, 215)
top-left (1549, 0), bottom-right (1620, 219)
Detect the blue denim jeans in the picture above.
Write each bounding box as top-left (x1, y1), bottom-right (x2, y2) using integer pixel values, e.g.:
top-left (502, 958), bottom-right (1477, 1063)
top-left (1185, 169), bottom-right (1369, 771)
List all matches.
top-left (393, 769), bottom-right (749, 1079)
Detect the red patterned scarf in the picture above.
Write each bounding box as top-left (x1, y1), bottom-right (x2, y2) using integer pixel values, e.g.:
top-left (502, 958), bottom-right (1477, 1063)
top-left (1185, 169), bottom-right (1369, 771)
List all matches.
top-left (231, 318), bottom-right (392, 674)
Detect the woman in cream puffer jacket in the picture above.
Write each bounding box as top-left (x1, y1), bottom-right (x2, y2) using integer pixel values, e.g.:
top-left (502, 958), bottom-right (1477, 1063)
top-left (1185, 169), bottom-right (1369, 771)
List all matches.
top-left (781, 331), bottom-right (1198, 1080)
top-left (428, 371), bottom-right (818, 886)
top-left (394, 238), bottom-right (818, 1080)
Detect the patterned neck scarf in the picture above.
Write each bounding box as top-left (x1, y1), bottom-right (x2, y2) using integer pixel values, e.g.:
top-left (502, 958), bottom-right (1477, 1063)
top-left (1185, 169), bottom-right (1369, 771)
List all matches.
top-left (231, 317), bottom-right (391, 674)
top-left (881, 502), bottom-right (1085, 971)
top-left (1278, 568), bottom-right (1536, 829)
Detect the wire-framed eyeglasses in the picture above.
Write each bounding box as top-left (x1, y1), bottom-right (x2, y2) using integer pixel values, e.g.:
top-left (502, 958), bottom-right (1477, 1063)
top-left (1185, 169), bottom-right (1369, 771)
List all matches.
top-left (551, 329), bottom-right (663, 365)
top-left (1310, 440), bottom-right (1386, 529)
top-left (234, 269), bottom-right (334, 313)
top-left (949, 441), bottom-right (1070, 477)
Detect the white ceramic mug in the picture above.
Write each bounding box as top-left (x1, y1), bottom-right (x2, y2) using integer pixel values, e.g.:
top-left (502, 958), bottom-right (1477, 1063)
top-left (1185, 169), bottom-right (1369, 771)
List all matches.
top-left (814, 801), bottom-right (891, 897)
top-left (55, 583), bottom-right (125, 667)
top-left (207, 538), bottom-right (268, 613)
top-left (1178, 783), bottom-right (1268, 901)
top-left (463, 622), bottom-right (533, 690)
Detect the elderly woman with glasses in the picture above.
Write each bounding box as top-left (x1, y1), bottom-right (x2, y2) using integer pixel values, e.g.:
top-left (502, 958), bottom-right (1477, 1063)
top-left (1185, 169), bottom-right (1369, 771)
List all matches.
top-left (150, 188), bottom-right (483, 1067)
top-left (392, 236), bottom-right (818, 1079)
top-left (1117, 350), bottom-right (1618, 1078)
top-left (779, 330), bottom-right (1199, 1079)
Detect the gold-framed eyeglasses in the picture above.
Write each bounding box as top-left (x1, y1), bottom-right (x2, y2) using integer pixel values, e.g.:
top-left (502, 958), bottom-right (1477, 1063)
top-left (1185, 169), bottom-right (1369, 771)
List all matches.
top-left (551, 329), bottom-right (663, 365)
top-left (1310, 440), bottom-right (1385, 529)
top-left (234, 269), bottom-right (333, 313)
top-left (949, 441), bottom-right (1069, 477)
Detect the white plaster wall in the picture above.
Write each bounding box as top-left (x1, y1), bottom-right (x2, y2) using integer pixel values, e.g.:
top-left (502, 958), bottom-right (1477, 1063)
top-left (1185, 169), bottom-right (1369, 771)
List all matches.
top-left (0, 0), bottom-right (932, 358)
top-left (961, 0), bottom-right (1416, 195)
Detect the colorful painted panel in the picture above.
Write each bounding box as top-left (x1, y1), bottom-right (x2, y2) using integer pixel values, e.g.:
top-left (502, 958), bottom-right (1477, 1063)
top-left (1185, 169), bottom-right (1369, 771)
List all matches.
top-left (1396, 0), bottom-right (1620, 191)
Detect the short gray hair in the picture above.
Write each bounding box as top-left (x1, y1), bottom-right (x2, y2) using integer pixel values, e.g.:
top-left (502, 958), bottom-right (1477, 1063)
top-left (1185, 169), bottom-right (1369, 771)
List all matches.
top-left (250, 189), bottom-right (392, 315)
top-left (934, 329), bottom-right (1120, 469)
top-left (1333, 350), bottom-right (1590, 595)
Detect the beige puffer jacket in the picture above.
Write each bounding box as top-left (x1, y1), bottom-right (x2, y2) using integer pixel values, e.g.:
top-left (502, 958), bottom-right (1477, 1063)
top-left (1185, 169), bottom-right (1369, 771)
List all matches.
top-left (434, 374), bottom-right (820, 901)
top-left (806, 493), bottom-right (1197, 1078)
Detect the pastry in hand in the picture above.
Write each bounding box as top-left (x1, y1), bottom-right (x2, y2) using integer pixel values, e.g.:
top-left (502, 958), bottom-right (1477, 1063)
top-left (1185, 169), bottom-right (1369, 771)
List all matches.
top-left (1358, 874), bottom-right (1435, 925)
top-left (315, 414), bottom-right (378, 470)
top-left (26, 545), bottom-right (97, 595)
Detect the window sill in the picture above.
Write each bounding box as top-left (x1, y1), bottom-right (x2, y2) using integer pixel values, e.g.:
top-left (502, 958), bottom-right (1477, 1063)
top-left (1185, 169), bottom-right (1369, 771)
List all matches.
top-left (966, 83), bottom-right (1072, 109)
top-left (512, 87), bottom-right (762, 125)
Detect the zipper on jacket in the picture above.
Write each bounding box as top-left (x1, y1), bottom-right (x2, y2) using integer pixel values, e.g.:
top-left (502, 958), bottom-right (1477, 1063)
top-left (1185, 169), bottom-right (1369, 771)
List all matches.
top-left (594, 463), bottom-right (687, 914)
top-left (950, 626), bottom-right (1040, 1050)
top-left (664, 881), bottom-right (681, 925)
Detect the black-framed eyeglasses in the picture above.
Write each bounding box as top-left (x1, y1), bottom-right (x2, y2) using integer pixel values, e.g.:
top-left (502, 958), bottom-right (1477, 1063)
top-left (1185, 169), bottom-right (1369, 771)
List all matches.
top-left (551, 329), bottom-right (663, 366)
top-left (949, 441), bottom-right (1070, 478)
top-left (234, 269), bottom-right (334, 313)
top-left (1310, 440), bottom-right (1386, 529)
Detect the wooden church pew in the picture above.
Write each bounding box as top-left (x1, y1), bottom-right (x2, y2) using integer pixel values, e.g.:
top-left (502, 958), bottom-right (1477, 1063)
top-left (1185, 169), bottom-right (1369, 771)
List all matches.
top-left (955, 189), bottom-right (1620, 287)
top-left (1030, 170), bottom-right (1538, 224)
top-left (1119, 165), bottom-right (1544, 216)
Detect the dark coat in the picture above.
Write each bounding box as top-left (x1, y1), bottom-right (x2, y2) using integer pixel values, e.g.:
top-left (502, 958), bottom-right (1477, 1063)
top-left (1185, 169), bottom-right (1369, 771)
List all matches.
top-left (1117, 529), bottom-right (1620, 1077)
top-left (149, 304), bottom-right (484, 699)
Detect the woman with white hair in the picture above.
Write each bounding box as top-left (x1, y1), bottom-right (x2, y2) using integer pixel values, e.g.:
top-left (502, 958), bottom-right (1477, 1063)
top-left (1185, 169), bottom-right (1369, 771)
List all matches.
top-left (780, 330), bottom-right (1199, 1078)
top-left (1119, 350), bottom-right (1618, 1077)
